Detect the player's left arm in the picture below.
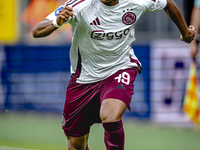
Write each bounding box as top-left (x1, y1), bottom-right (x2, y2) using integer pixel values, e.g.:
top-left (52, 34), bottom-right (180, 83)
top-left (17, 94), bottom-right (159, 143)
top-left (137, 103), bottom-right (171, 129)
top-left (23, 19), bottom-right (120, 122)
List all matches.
top-left (164, 0), bottom-right (196, 43)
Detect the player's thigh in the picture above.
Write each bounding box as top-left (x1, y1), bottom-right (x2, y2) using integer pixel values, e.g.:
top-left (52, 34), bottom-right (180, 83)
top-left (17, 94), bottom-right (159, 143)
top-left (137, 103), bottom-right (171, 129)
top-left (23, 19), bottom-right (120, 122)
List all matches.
top-left (67, 133), bottom-right (89, 150)
top-left (100, 98), bottom-right (127, 123)
top-left (99, 67), bottom-right (138, 123)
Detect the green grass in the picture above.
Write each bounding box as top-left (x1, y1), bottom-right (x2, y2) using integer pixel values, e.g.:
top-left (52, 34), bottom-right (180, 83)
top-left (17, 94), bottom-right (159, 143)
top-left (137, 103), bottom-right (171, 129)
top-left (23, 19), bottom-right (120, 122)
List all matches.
top-left (0, 112), bottom-right (200, 150)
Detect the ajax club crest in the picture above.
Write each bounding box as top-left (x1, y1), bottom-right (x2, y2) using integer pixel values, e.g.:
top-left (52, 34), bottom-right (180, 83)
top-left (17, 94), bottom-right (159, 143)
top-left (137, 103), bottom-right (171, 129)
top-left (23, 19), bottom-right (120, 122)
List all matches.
top-left (122, 12), bottom-right (136, 25)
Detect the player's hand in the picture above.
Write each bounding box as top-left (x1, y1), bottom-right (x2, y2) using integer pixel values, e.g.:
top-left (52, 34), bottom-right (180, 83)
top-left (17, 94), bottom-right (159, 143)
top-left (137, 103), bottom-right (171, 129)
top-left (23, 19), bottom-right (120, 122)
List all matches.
top-left (180, 25), bottom-right (196, 43)
top-left (56, 5), bottom-right (74, 26)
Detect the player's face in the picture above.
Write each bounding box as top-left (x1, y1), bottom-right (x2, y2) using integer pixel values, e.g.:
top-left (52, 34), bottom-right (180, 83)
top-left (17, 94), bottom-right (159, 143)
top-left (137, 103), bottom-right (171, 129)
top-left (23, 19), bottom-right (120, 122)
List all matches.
top-left (100, 0), bottom-right (119, 6)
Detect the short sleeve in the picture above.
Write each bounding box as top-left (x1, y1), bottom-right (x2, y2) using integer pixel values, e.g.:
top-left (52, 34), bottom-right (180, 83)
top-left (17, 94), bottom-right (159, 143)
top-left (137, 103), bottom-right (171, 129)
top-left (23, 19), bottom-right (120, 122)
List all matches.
top-left (45, 0), bottom-right (90, 24)
top-left (145, 0), bottom-right (167, 12)
top-left (45, 2), bottom-right (68, 21)
top-left (194, 0), bottom-right (200, 8)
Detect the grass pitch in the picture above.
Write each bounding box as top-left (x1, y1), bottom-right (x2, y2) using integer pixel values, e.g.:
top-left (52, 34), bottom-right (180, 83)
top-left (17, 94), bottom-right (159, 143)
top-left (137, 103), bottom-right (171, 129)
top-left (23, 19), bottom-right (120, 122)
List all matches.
top-left (0, 112), bottom-right (200, 150)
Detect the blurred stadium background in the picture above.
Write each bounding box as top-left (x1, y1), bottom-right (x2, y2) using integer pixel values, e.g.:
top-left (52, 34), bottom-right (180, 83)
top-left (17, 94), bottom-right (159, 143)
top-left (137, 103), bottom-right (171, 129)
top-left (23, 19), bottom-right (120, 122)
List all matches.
top-left (0, 0), bottom-right (200, 150)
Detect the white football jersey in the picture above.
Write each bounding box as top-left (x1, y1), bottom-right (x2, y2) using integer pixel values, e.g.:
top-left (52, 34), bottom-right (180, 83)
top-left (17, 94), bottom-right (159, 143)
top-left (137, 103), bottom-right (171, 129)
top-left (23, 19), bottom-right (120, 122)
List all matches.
top-left (46, 0), bottom-right (167, 84)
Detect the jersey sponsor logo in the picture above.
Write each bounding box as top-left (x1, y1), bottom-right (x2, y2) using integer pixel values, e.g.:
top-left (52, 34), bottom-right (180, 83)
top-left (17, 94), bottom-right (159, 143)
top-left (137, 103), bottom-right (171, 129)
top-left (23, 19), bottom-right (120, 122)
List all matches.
top-left (122, 12), bottom-right (136, 25)
top-left (91, 28), bottom-right (130, 40)
top-left (90, 18), bottom-right (100, 25)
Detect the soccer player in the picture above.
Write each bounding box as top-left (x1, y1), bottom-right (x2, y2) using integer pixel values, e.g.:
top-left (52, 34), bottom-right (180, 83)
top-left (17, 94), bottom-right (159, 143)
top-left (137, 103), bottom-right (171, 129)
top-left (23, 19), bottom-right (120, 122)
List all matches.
top-left (32, 0), bottom-right (196, 149)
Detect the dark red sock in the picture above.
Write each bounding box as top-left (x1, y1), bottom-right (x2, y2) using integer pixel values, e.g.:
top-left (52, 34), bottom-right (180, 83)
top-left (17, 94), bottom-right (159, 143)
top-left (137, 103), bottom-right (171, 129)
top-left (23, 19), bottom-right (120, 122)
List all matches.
top-left (103, 120), bottom-right (125, 150)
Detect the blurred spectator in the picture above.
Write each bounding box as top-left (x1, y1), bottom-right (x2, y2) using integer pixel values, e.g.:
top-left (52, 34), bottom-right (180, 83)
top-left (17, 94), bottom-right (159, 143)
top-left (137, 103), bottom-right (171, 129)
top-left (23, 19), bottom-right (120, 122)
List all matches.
top-left (183, 0), bottom-right (194, 26)
top-left (190, 0), bottom-right (200, 60)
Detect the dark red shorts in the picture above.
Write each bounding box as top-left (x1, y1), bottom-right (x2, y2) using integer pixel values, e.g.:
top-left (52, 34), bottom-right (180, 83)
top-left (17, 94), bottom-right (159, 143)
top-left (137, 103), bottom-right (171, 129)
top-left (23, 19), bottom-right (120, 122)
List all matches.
top-left (62, 67), bottom-right (138, 137)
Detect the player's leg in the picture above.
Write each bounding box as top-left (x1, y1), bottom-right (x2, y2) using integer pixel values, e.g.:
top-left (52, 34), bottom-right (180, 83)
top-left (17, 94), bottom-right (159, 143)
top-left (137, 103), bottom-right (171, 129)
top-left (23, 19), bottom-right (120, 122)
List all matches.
top-left (99, 66), bottom-right (138, 150)
top-left (100, 98), bottom-right (127, 122)
top-left (100, 98), bottom-right (127, 150)
top-left (67, 133), bottom-right (89, 150)
top-left (62, 75), bottom-right (101, 150)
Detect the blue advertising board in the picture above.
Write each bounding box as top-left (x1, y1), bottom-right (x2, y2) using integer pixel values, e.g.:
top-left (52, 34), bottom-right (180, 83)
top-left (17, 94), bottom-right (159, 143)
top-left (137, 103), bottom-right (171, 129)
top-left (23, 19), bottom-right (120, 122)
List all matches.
top-left (0, 44), bottom-right (150, 119)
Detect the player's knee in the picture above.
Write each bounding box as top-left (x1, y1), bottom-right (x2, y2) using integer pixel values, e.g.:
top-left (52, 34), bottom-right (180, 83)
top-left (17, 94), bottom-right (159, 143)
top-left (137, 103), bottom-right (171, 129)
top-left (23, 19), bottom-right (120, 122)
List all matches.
top-left (69, 141), bottom-right (85, 150)
top-left (100, 98), bottom-right (127, 123)
top-left (100, 111), bottom-right (122, 123)
top-left (68, 137), bottom-right (87, 150)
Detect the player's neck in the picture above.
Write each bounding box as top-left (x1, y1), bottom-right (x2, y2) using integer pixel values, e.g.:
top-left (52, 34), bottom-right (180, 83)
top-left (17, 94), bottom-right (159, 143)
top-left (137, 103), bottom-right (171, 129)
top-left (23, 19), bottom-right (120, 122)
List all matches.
top-left (100, 0), bottom-right (119, 6)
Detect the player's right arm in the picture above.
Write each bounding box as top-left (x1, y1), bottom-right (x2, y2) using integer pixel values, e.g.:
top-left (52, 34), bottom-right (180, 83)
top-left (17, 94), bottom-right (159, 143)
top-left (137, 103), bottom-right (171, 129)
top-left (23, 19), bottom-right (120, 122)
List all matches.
top-left (164, 0), bottom-right (196, 43)
top-left (32, 6), bottom-right (74, 38)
